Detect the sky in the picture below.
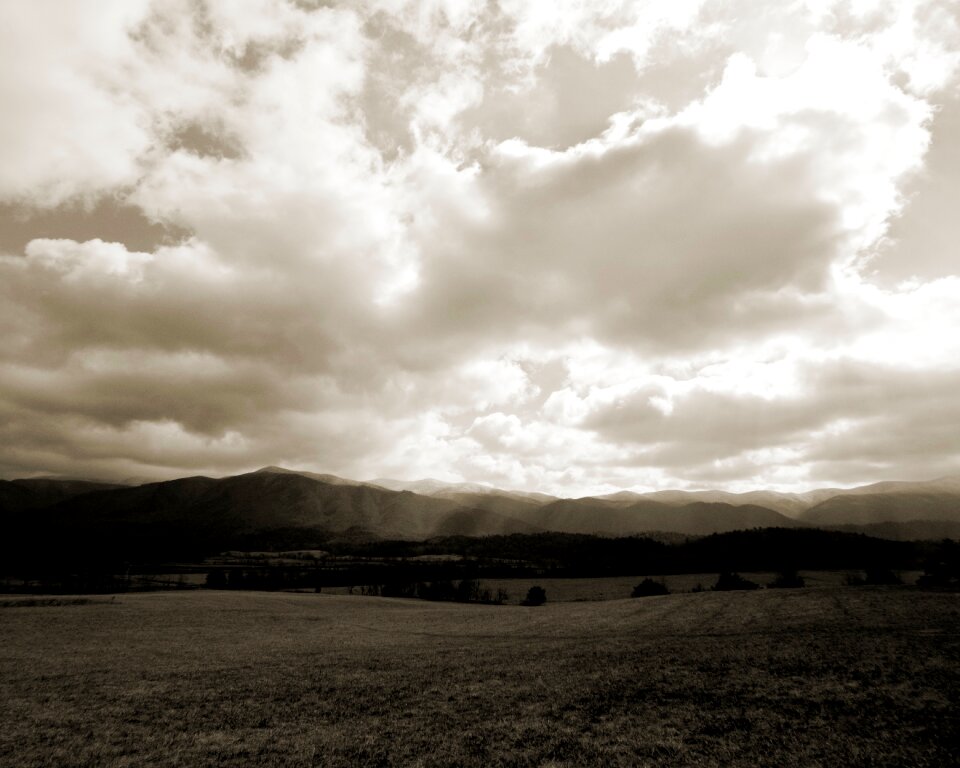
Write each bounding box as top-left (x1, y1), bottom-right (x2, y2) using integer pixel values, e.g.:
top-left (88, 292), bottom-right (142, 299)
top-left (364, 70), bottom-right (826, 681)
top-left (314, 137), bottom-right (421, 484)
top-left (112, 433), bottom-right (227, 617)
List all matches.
top-left (1, 0), bottom-right (959, 496)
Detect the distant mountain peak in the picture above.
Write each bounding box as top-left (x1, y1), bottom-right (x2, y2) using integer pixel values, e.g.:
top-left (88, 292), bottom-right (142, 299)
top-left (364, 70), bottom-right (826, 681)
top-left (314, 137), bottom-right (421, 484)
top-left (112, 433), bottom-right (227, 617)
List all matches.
top-left (369, 477), bottom-right (496, 494)
top-left (6, 469), bottom-right (960, 555)
top-left (251, 466), bottom-right (362, 486)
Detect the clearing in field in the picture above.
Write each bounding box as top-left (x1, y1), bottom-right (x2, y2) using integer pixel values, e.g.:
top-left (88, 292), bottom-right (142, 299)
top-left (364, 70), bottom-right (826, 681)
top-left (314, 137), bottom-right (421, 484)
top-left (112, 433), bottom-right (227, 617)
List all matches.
top-left (1, 586), bottom-right (958, 767)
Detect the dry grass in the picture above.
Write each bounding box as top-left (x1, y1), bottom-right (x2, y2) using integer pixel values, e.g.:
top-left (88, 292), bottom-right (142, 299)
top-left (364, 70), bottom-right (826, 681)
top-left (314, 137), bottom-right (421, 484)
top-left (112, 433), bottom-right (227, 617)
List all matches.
top-left (1, 587), bottom-right (957, 767)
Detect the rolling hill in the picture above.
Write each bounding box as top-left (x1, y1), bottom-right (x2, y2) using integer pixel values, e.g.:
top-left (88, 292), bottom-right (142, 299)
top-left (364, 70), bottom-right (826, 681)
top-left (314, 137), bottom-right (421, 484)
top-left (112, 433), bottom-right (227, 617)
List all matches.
top-left (802, 490), bottom-right (960, 526)
top-left (0, 478), bottom-right (125, 514)
top-left (5, 469), bottom-right (542, 563)
top-left (4, 469), bottom-right (960, 568)
top-left (589, 487), bottom-right (867, 518)
top-left (590, 489), bottom-right (814, 518)
top-left (588, 476), bottom-right (960, 525)
top-left (517, 498), bottom-right (798, 536)
top-left (371, 477), bottom-right (555, 503)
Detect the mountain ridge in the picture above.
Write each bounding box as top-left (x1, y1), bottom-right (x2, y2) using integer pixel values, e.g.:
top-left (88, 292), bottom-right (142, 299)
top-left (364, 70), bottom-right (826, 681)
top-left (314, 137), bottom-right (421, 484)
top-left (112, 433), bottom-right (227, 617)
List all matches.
top-left (3, 468), bottom-right (959, 565)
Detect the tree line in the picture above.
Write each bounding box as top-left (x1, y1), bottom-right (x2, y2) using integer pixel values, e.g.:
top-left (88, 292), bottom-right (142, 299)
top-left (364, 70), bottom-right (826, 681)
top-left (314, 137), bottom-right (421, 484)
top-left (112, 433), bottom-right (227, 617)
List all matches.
top-left (4, 528), bottom-right (959, 594)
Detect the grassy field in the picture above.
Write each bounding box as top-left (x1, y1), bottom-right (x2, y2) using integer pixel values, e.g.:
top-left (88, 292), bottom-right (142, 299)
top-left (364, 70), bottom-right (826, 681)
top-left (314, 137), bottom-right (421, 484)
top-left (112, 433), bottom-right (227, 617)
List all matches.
top-left (1, 587), bottom-right (958, 767)
top-left (320, 570), bottom-right (924, 603)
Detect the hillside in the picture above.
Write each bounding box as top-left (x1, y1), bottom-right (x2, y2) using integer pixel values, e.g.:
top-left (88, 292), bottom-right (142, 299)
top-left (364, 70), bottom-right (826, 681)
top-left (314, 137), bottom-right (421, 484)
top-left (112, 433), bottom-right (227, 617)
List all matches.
top-left (252, 466), bottom-right (369, 487)
top-left (803, 491), bottom-right (960, 526)
top-left (513, 498), bottom-right (798, 536)
top-left (591, 490), bottom-right (812, 519)
top-left (372, 477), bottom-right (555, 503)
top-left (825, 520), bottom-right (960, 541)
top-left (587, 476), bottom-right (960, 523)
top-left (5, 468), bottom-right (960, 570)
top-left (7, 471), bottom-right (796, 564)
top-left (368, 477), bottom-right (496, 495)
top-left (6, 470), bottom-right (541, 563)
top-left (0, 478), bottom-right (125, 515)
top-left (62, 471), bottom-right (447, 537)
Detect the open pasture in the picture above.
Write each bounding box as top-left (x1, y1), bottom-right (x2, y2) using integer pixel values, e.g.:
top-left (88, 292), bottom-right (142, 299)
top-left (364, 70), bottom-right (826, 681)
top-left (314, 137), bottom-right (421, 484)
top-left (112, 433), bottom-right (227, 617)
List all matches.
top-left (1, 587), bottom-right (958, 767)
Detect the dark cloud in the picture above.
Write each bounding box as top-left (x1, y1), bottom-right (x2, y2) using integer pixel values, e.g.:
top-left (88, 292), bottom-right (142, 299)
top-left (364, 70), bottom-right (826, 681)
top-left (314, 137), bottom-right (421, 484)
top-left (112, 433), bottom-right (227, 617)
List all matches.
top-left (464, 46), bottom-right (642, 150)
top-left (400, 127), bottom-right (844, 356)
top-left (0, 1), bottom-right (957, 493)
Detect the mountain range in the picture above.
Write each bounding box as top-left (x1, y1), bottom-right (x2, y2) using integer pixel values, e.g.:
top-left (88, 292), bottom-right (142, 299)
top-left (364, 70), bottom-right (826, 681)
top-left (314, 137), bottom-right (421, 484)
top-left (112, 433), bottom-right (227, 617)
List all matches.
top-left (3, 468), bottom-right (960, 563)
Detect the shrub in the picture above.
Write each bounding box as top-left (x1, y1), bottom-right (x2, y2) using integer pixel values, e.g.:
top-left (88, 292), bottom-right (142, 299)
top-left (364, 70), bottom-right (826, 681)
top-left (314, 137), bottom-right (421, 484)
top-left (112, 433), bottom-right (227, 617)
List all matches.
top-left (455, 578), bottom-right (481, 603)
top-left (864, 568), bottom-right (902, 586)
top-left (768, 570), bottom-right (805, 589)
top-left (712, 572), bottom-right (760, 591)
top-left (845, 569), bottom-right (903, 586)
top-left (522, 586), bottom-right (547, 606)
top-left (417, 580), bottom-right (457, 601)
top-left (917, 539), bottom-right (960, 589)
top-left (205, 568), bottom-right (227, 589)
top-left (380, 582), bottom-right (417, 598)
top-left (631, 578), bottom-right (669, 597)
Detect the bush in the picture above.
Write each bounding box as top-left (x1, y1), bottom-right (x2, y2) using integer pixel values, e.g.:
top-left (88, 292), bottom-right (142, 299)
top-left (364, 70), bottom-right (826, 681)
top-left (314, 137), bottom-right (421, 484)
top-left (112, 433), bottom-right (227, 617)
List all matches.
top-left (455, 578), bottom-right (481, 603)
top-left (864, 568), bottom-right (902, 585)
top-left (768, 570), bottom-right (805, 589)
top-left (917, 539), bottom-right (960, 589)
top-left (205, 568), bottom-right (227, 589)
top-left (844, 569), bottom-right (903, 586)
top-left (631, 578), bottom-right (669, 597)
top-left (417, 580), bottom-right (457, 601)
top-left (712, 572), bottom-right (760, 591)
top-left (522, 586), bottom-right (547, 606)
top-left (380, 582), bottom-right (417, 598)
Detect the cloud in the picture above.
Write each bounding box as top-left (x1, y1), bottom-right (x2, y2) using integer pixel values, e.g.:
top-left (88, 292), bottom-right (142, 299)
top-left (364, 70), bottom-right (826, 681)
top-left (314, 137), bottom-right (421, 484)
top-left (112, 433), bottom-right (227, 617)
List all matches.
top-left (399, 125), bottom-right (844, 357)
top-left (0, 1), bottom-right (154, 206)
top-left (0, 0), bottom-right (958, 494)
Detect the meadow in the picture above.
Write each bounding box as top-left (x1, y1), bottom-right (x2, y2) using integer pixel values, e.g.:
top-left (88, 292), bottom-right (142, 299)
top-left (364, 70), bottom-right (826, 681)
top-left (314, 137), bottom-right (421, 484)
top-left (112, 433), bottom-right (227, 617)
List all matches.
top-left (320, 570), bottom-right (924, 602)
top-left (1, 586), bottom-right (957, 767)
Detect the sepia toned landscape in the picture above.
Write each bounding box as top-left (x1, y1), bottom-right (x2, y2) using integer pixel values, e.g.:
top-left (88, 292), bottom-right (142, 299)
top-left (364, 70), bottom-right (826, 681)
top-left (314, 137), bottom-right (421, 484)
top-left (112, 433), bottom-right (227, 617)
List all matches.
top-left (3, 0), bottom-right (960, 765)
top-left (2, 462), bottom-right (960, 766)
top-left (2, 467), bottom-right (960, 766)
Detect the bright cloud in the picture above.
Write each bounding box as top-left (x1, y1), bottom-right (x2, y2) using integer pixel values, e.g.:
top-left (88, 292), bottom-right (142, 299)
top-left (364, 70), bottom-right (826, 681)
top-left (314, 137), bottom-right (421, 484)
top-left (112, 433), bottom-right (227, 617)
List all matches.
top-left (1, 0), bottom-right (959, 494)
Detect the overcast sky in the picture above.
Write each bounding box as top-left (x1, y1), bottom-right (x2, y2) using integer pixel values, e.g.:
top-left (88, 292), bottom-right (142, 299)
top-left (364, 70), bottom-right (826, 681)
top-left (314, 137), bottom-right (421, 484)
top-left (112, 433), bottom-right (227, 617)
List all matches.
top-left (1, 0), bottom-right (959, 495)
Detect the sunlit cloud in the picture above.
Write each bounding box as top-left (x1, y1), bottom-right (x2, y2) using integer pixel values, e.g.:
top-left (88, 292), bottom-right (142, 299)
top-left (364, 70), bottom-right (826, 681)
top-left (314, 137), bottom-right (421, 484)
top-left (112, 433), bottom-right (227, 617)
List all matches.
top-left (1, 0), bottom-right (958, 494)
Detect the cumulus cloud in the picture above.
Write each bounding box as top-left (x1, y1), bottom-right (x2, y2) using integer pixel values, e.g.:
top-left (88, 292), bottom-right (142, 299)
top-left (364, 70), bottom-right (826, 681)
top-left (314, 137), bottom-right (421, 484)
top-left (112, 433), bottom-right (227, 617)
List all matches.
top-left (1, 0), bottom-right (959, 494)
top-left (0, 1), bottom-right (154, 206)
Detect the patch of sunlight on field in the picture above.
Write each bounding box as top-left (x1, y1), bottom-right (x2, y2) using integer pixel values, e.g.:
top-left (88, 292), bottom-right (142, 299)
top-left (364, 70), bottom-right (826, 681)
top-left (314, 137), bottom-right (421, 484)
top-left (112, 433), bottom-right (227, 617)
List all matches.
top-left (1, 587), bottom-right (958, 767)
